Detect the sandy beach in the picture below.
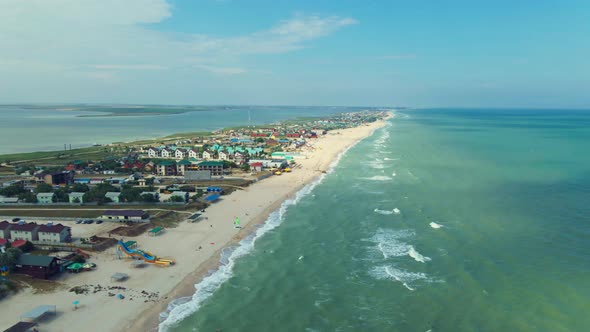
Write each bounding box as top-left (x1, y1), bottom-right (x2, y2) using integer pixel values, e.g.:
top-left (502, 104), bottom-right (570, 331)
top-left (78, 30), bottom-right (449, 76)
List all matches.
top-left (0, 118), bottom-right (388, 332)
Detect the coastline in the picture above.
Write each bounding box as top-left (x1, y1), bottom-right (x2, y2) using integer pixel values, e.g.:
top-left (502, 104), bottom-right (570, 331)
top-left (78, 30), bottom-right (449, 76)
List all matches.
top-left (0, 116), bottom-right (389, 332)
top-left (139, 116), bottom-right (391, 332)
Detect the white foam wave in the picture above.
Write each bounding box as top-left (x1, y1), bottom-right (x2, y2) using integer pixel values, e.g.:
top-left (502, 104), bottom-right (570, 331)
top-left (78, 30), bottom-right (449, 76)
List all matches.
top-left (362, 175), bottom-right (392, 181)
top-left (393, 208), bottom-right (400, 214)
top-left (159, 118), bottom-right (375, 331)
top-left (383, 157), bottom-right (398, 161)
top-left (392, 172), bottom-right (397, 177)
top-left (374, 208), bottom-right (394, 215)
top-left (408, 246), bottom-right (431, 263)
top-left (370, 228), bottom-right (414, 259)
top-left (430, 222), bottom-right (443, 229)
top-left (370, 265), bottom-right (431, 291)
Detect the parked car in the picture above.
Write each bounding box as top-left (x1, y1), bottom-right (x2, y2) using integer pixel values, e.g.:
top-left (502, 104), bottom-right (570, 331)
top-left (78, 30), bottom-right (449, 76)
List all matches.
top-left (86, 220), bottom-right (94, 224)
top-left (96, 220), bottom-right (103, 224)
top-left (76, 219), bottom-right (83, 224)
top-left (12, 217), bottom-right (20, 222)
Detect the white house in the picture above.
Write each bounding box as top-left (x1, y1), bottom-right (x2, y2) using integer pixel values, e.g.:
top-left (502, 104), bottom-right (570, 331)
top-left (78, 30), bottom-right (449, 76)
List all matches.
top-left (202, 150), bottom-right (213, 160)
top-left (147, 147), bottom-right (158, 158)
top-left (105, 192), bottom-right (122, 203)
top-left (218, 151), bottom-right (229, 160)
top-left (37, 223), bottom-right (71, 243)
top-left (160, 148), bottom-right (171, 158)
top-left (69, 192), bottom-right (85, 204)
top-left (100, 210), bottom-right (149, 223)
top-left (10, 222), bottom-right (39, 241)
top-left (188, 149), bottom-right (199, 159)
top-left (174, 149), bottom-right (186, 160)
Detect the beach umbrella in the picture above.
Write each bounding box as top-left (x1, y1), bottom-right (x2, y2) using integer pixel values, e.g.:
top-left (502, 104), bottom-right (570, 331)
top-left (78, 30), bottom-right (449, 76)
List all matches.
top-left (72, 300), bottom-right (80, 310)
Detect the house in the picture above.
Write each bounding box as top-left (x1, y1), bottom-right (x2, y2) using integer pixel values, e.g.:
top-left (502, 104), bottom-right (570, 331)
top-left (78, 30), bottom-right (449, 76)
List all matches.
top-left (157, 161), bottom-right (177, 176)
top-left (105, 192), bottom-right (122, 203)
top-left (10, 222), bottom-right (39, 241)
top-left (170, 191), bottom-right (189, 203)
top-left (100, 210), bottom-right (150, 223)
top-left (202, 150), bottom-right (213, 160)
top-left (0, 220), bottom-right (12, 239)
top-left (286, 133), bottom-right (301, 138)
top-left (234, 151), bottom-right (245, 163)
top-left (36, 171), bottom-right (74, 185)
top-left (218, 151), bottom-right (229, 160)
top-left (198, 161), bottom-right (224, 176)
top-left (265, 139), bottom-right (278, 146)
top-left (188, 149), bottom-right (199, 159)
top-left (250, 162), bottom-right (263, 173)
top-left (37, 192), bottom-right (56, 204)
top-left (69, 192), bottom-right (85, 204)
top-left (15, 254), bottom-right (61, 279)
top-left (176, 159), bottom-right (192, 176)
top-left (174, 148), bottom-right (186, 160)
top-left (0, 196), bottom-right (19, 203)
top-left (147, 147), bottom-right (159, 158)
top-left (37, 223), bottom-right (71, 243)
top-left (140, 191), bottom-right (160, 202)
top-left (160, 148), bottom-right (172, 158)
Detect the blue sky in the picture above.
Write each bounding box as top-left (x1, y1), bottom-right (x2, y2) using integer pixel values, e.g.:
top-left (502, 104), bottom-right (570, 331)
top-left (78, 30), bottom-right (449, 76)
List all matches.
top-left (0, 0), bottom-right (588, 107)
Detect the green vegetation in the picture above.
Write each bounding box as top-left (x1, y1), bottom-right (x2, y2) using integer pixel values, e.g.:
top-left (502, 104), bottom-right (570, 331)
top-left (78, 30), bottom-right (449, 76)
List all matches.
top-left (0, 248), bottom-right (22, 272)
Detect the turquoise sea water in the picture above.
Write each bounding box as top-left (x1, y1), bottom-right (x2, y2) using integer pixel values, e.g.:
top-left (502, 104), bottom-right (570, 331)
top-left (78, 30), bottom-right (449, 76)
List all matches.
top-left (0, 106), bottom-right (358, 154)
top-left (162, 109), bottom-right (590, 332)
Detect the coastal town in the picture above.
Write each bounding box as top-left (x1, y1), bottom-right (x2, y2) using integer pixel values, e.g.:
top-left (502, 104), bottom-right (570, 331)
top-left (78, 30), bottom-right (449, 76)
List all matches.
top-left (0, 110), bottom-right (388, 332)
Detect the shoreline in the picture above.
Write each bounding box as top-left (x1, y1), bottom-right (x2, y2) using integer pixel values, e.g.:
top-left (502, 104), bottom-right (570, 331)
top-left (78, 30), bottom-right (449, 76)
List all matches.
top-left (133, 116), bottom-right (391, 332)
top-left (0, 116), bottom-right (390, 332)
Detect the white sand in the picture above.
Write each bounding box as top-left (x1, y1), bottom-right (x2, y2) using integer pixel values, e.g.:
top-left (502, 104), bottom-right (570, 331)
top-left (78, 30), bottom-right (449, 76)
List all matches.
top-left (0, 119), bottom-right (387, 332)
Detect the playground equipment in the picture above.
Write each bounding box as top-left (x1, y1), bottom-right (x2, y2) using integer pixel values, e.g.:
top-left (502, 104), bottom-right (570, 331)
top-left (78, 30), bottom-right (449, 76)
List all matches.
top-left (116, 241), bottom-right (175, 266)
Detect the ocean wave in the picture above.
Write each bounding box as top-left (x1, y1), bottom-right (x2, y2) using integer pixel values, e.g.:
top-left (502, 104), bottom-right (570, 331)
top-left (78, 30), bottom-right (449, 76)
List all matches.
top-left (374, 208), bottom-right (395, 215)
top-left (370, 265), bottom-right (431, 291)
top-left (362, 175), bottom-right (392, 181)
top-left (158, 122), bottom-right (374, 331)
top-left (408, 246), bottom-right (431, 263)
top-left (383, 157), bottom-right (399, 161)
top-left (430, 222), bottom-right (443, 229)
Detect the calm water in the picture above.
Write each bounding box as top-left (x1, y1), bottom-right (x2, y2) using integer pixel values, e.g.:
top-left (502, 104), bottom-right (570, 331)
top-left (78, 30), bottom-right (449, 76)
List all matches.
top-left (161, 109), bottom-right (590, 332)
top-left (0, 106), bottom-right (359, 154)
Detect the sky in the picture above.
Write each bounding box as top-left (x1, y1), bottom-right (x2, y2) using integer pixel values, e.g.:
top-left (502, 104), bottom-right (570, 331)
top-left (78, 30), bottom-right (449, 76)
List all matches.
top-left (0, 0), bottom-right (589, 107)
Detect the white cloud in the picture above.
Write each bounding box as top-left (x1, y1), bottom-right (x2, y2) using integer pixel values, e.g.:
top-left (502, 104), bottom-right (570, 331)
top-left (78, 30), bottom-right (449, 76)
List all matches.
top-left (0, 0), bottom-right (356, 83)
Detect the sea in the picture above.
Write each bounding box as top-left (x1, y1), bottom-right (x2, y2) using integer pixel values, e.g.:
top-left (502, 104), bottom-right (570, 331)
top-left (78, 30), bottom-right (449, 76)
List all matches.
top-left (0, 105), bottom-right (360, 154)
top-left (159, 108), bottom-right (590, 332)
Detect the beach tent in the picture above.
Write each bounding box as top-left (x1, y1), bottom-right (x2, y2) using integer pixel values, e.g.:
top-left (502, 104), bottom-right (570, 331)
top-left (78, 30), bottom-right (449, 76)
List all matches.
top-left (19, 305), bottom-right (56, 322)
top-left (204, 194), bottom-right (220, 202)
top-left (111, 272), bottom-right (128, 282)
top-left (66, 263), bottom-right (83, 273)
top-left (148, 227), bottom-right (163, 236)
top-left (124, 240), bottom-right (137, 249)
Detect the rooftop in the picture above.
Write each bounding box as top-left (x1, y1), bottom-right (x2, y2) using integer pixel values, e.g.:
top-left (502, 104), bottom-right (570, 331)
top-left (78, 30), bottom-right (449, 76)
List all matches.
top-left (17, 254), bottom-right (58, 267)
top-left (37, 223), bottom-right (69, 234)
top-left (10, 222), bottom-right (39, 232)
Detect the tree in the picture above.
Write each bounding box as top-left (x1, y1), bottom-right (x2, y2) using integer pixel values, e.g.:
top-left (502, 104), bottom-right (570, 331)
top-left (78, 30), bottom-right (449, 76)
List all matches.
top-left (255, 137), bottom-right (265, 143)
top-left (71, 183), bottom-right (90, 192)
top-left (241, 164), bottom-right (250, 172)
top-left (0, 184), bottom-right (26, 197)
top-left (0, 248), bottom-right (22, 271)
top-left (83, 183), bottom-right (118, 203)
top-left (141, 193), bottom-right (158, 203)
top-left (169, 195), bottom-right (185, 203)
top-left (35, 183), bottom-right (53, 193)
top-left (18, 192), bottom-right (37, 203)
top-left (54, 187), bottom-right (69, 202)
